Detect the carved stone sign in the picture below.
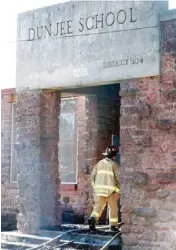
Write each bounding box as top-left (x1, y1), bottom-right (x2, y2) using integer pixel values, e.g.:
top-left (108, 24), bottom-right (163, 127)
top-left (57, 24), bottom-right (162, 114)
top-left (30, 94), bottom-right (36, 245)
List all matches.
top-left (104, 56), bottom-right (144, 69)
top-left (16, 1), bottom-right (168, 90)
top-left (27, 8), bottom-right (137, 41)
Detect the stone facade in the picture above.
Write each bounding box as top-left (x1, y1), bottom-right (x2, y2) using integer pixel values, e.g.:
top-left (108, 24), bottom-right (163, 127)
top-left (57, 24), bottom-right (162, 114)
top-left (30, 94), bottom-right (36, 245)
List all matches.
top-left (1, 5), bottom-right (176, 250)
top-left (120, 13), bottom-right (176, 250)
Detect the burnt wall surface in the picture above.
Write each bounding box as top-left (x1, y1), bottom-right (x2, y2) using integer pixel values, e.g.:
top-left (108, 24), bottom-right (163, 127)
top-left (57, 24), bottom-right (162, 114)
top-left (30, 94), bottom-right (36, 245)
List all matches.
top-left (120, 14), bottom-right (176, 250)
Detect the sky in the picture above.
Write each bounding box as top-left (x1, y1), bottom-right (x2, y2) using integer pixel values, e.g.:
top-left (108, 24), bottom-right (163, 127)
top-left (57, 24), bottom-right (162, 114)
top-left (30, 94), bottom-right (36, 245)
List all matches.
top-left (0, 0), bottom-right (176, 90)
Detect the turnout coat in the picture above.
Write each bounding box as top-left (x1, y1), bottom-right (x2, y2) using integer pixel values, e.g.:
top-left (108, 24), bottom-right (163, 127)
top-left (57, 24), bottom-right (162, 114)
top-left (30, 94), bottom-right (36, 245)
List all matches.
top-left (91, 158), bottom-right (120, 197)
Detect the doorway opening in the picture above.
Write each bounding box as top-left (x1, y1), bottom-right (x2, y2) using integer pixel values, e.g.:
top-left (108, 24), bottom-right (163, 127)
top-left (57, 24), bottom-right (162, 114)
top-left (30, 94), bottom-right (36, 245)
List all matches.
top-left (59, 83), bottom-right (121, 225)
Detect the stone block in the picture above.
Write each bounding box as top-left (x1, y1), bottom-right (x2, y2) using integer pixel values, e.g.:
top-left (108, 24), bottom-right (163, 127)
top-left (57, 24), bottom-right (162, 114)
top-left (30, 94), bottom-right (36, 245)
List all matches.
top-left (122, 154), bottom-right (138, 167)
top-left (120, 137), bottom-right (135, 145)
top-left (137, 101), bottom-right (152, 117)
top-left (121, 213), bottom-right (131, 224)
top-left (120, 89), bottom-right (138, 97)
top-left (146, 91), bottom-right (158, 105)
top-left (132, 207), bottom-right (156, 218)
top-left (170, 191), bottom-right (176, 203)
top-left (130, 225), bottom-right (145, 234)
top-left (165, 37), bottom-right (176, 53)
top-left (15, 115), bottom-right (22, 122)
top-left (121, 204), bottom-right (132, 213)
top-left (14, 142), bottom-right (26, 151)
top-left (121, 106), bottom-right (138, 116)
top-left (31, 138), bottom-right (40, 146)
top-left (156, 171), bottom-right (176, 184)
top-left (143, 184), bottom-right (161, 192)
top-left (157, 119), bottom-right (172, 130)
top-left (83, 132), bottom-right (90, 140)
top-left (138, 240), bottom-right (171, 249)
top-left (172, 120), bottom-right (176, 129)
top-left (156, 189), bottom-right (170, 198)
top-left (133, 129), bottom-right (146, 136)
top-left (121, 224), bottom-right (131, 233)
top-left (122, 233), bottom-right (138, 246)
top-left (136, 136), bottom-right (152, 147)
top-left (136, 145), bottom-right (144, 153)
top-left (121, 96), bottom-right (137, 106)
top-left (158, 210), bottom-right (174, 222)
top-left (120, 128), bottom-right (133, 138)
top-left (120, 115), bottom-right (133, 126)
top-left (138, 232), bottom-right (157, 241)
top-left (133, 171), bottom-right (150, 185)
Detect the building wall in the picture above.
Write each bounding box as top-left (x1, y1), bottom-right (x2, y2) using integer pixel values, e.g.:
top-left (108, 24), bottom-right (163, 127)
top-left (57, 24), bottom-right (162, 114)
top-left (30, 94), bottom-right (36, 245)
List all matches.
top-left (1, 9), bottom-right (176, 248)
top-left (1, 89), bottom-right (18, 230)
top-left (120, 13), bottom-right (176, 249)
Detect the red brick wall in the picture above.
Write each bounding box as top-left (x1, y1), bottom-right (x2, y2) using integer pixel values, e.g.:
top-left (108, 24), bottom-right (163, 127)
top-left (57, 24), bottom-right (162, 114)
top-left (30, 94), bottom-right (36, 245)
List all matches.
top-left (120, 16), bottom-right (176, 249)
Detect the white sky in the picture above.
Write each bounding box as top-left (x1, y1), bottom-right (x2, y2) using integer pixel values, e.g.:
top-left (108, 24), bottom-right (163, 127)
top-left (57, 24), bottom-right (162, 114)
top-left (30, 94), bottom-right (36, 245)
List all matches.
top-left (0, 0), bottom-right (175, 90)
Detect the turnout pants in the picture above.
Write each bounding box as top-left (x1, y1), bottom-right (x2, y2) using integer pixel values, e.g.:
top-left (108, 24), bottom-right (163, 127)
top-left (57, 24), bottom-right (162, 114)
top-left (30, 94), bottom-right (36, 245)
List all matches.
top-left (90, 192), bottom-right (120, 226)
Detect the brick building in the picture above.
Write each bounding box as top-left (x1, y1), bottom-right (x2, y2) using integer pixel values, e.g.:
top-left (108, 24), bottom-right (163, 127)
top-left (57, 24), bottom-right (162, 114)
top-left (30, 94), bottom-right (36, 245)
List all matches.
top-left (1, 1), bottom-right (176, 249)
top-left (1, 86), bottom-right (120, 225)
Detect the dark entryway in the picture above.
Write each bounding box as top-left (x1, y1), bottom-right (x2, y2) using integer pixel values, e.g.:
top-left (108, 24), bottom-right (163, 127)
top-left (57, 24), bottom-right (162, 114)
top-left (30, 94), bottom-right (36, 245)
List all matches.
top-left (60, 83), bottom-right (121, 225)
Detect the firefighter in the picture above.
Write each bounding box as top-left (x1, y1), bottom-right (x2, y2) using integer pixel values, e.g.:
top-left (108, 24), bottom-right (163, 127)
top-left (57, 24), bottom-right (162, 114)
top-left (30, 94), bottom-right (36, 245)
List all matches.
top-left (88, 145), bottom-right (121, 231)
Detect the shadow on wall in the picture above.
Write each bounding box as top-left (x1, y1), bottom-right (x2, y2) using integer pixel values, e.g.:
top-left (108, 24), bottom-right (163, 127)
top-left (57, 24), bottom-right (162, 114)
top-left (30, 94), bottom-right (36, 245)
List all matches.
top-left (61, 196), bottom-right (85, 224)
top-left (1, 211), bottom-right (18, 231)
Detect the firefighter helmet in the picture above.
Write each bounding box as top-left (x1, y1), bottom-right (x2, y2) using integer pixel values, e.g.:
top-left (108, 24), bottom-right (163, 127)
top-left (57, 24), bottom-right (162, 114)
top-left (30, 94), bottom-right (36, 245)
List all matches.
top-left (102, 145), bottom-right (119, 157)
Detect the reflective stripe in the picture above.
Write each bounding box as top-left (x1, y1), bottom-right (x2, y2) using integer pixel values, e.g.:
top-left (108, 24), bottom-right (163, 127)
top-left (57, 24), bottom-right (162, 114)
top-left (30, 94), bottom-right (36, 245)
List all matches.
top-left (94, 185), bottom-right (120, 194)
top-left (91, 211), bottom-right (99, 218)
top-left (97, 170), bottom-right (113, 176)
top-left (95, 185), bottom-right (115, 190)
top-left (96, 193), bottom-right (109, 197)
top-left (95, 189), bottom-right (109, 196)
top-left (110, 218), bottom-right (118, 223)
top-left (114, 187), bottom-right (120, 194)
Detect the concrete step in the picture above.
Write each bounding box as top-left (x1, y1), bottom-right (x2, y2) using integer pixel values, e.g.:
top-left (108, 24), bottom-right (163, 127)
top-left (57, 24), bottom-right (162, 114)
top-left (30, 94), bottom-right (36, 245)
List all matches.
top-left (1, 240), bottom-right (38, 250)
top-left (1, 231), bottom-right (51, 245)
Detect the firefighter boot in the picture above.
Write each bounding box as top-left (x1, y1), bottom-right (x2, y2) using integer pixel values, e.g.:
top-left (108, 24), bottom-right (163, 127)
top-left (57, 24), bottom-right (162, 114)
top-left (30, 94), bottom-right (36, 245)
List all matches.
top-left (110, 226), bottom-right (120, 232)
top-left (117, 222), bottom-right (124, 228)
top-left (88, 217), bottom-right (96, 231)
